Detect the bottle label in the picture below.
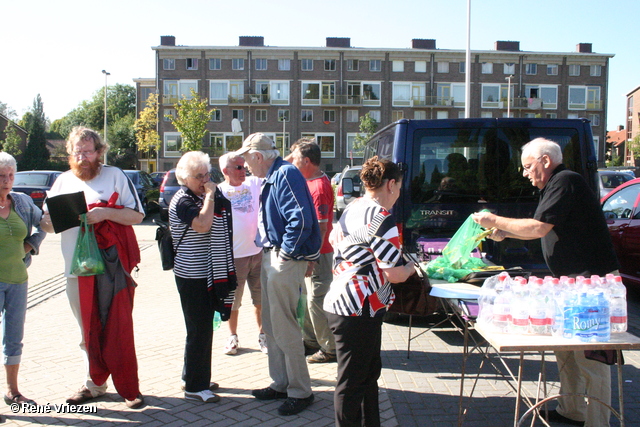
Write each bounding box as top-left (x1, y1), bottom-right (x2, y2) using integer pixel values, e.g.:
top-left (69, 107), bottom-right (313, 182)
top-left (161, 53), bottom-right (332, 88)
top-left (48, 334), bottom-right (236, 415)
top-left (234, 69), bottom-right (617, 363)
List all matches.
top-left (512, 318), bottom-right (529, 326)
top-left (611, 316), bottom-right (627, 323)
top-left (530, 317), bottom-right (546, 326)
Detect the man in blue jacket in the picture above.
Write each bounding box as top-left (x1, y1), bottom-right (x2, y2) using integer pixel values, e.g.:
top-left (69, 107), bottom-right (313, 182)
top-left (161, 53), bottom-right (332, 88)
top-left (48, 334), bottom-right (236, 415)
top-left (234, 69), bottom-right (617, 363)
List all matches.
top-left (235, 133), bottom-right (320, 416)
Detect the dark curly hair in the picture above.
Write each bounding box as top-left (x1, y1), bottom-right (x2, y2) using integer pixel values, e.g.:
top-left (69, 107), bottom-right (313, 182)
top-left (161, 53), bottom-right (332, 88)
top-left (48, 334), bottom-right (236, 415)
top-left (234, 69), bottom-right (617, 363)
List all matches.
top-left (360, 156), bottom-right (403, 190)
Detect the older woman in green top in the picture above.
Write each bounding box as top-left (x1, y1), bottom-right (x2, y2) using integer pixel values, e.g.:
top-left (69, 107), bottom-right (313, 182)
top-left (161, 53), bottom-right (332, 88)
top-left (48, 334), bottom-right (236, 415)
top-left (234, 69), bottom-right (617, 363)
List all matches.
top-left (0, 152), bottom-right (46, 407)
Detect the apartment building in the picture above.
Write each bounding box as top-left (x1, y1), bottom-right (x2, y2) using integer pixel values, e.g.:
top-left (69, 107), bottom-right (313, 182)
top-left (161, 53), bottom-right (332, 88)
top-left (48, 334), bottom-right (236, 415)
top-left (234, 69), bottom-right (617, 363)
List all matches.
top-left (135, 35), bottom-right (613, 173)
top-left (625, 86), bottom-right (640, 166)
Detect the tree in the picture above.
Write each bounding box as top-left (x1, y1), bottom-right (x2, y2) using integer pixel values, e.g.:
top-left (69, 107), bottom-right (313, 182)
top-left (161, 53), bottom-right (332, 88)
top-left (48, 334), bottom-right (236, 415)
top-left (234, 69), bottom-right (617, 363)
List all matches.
top-left (0, 122), bottom-right (22, 156)
top-left (21, 94), bottom-right (50, 170)
top-left (169, 88), bottom-right (212, 152)
top-left (0, 101), bottom-right (17, 121)
top-left (134, 93), bottom-right (161, 156)
top-left (351, 113), bottom-right (379, 157)
top-left (628, 134), bottom-right (640, 162)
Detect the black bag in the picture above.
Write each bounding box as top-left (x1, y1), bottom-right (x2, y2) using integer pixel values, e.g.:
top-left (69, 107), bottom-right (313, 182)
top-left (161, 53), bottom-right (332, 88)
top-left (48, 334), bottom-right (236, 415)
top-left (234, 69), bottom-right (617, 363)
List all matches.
top-left (155, 219), bottom-right (187, 271)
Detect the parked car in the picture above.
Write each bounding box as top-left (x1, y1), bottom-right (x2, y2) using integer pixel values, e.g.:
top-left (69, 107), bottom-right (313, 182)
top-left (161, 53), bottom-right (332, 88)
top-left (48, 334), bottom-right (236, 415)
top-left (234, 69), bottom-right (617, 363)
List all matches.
top-left (123, 170), bottom-right (159, 215)
top-left (601, 177), bottom-right (640, 289)
top-left (330, 172), bottom-right (342, 186)
top-left (149, 171), bottom-right (167, 186)
top-left (597, 169), bottom-right (635, 199)
top-left (12, 170), bottom-right (62, 208)
top-left (159, 167), bottom-right (224, 221)
top-left (335, 165), bottom-right (362, 219)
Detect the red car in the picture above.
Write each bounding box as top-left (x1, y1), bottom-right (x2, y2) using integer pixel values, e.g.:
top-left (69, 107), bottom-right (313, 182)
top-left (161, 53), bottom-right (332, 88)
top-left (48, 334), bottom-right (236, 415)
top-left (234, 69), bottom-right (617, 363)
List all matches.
top-left (601, 177), bottom-right (640, 289)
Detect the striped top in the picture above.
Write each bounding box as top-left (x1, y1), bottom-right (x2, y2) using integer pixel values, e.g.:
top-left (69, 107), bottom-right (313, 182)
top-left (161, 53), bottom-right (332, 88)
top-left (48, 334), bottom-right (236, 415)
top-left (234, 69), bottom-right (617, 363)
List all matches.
top-left (169, 188), bottom-right (210, 279)
top-left (324, 197), bottom-right (403, 317)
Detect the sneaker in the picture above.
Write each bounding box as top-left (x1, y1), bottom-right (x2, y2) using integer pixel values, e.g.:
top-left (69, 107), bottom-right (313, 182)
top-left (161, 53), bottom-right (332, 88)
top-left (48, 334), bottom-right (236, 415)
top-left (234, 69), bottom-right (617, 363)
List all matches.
top-left (277, 394), bottom-right (314, 416)
top-left (185, 389), bottom-right (221, 403)
top-left (258, 333), bottom-right (268, 353)
top-left (307, 349), bottom-right (337, 364)
top-left (181, 382), bottom-right (219, 392)
top-left (252, 387), bottom-right (287, 400)
top-left (125, 394), bottom-right (145, 409)
top-left (224, 334), bottom-right (239, 355)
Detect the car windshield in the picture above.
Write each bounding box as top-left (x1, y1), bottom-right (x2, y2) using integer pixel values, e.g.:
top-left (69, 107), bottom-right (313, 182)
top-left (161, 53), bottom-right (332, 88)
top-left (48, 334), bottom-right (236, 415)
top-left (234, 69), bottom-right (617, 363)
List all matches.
top-left (601, 173), bottom-right (633, 189)
top-left (14, 173), bottom-right (50, 186)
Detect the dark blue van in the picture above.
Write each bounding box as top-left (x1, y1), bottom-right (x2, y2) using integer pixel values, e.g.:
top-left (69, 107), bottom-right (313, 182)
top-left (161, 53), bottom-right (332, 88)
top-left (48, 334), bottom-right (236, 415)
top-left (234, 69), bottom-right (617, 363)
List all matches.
top-left (360, 118), bottom-right (599, 274)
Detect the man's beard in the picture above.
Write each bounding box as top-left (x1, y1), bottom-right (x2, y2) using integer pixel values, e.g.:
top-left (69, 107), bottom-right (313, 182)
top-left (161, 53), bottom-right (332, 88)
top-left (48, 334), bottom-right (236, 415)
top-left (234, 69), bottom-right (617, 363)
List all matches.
top-left (70, 156), bottom-right (101, 181)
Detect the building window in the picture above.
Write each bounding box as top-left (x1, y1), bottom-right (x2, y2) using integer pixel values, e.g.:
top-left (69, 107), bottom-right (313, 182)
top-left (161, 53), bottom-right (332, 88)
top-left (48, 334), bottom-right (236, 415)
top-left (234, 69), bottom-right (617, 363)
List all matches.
top-left (481, 62), bottom-right (493, 74)
top-left (362, 82), bottom-right (381, 106)
top-left (503, 63), bottom-right (515, 74)
top-left (414, 110), bottom-right (426, 120)
top-left (186, 58), bottom-right (198, 70)
top-left (346, 110), bottom-right (359, 122)
top-left (392, 60), bottom-right (404, 72)
top-left (163, 80), bottom-right (198, 105)
top-left (546, 64), bottom-right (558, 75)
top-left (481, 84), bottom-right (501, 108)
top-left (436, 82), bottom-right (465, 107)
top-left (255, 59), bottom-right (267, 70)
top-left (210, 133), bottom-right (224, 156)
top-left (546, 113), bottom-right (557, 119)
top-left (278, 59), bottom-right (290, 70)
top-left (525, 85), bottom-right (558, 109)
top-left (278, 109), bottom-right (290, 122)
top-left (368, 110), bottom-right (381, 122)
top-left (588, 113), bottom-right (600, 126)
top-left (415, 61), bottom-right (427, 73)
top-left (209, 81), bottom-right (229, 105)
top-left (569, 64), bottom-right (581, 76)
top-left (437, 62), bottom-right (449, 73)
top-left (567, 113), bottom-right (579, 119)
top-left (323, 110), bottom-right (336, 122)
top-left (209, 58), bottom-right (221, 70)
top-left (458, 62), bottom-right (466, 73)
top-left (346, 59), bottom-right (359, 71)
top-left (436, 111), bottom-right (448, 119)
top-left (346, 133), bottom-right (365, 159)
top-left (369, 60), bottom-right (381, 72)
top-left (271, 81), bottom-right (290, 105)
top-left (391, 110), bottom-right (404, 121)
top-left (568, 86), bottom-right (600, 110)
top-left (163, 59), bottom-right (175, 70)
top-left (232, 58), bottom-right (244, 70)
top-left (255, 109), bottom-right (267, 122)
top-left (525, 63), bottom-right (537, 75)
top-left (316, 134), bottom-right (335, 158)
top-left (164, 132), bottom-right (182, 157)
top-left (301, 59), bottom-right (313, 71)
top-left (590, 65), bottom-right (602, 76)
top-left (481, 111), bottom-right (493, 118)
top-left (211, 110), bottom-right (222, 121)
top-left (232, 109), bottom-right (244, 122)
top-left (301, 109), bottom-right (313, 122)
top-left (163, 109), bottom-right (176, 122)
top-left (325, 59), bottom-right (336, 71)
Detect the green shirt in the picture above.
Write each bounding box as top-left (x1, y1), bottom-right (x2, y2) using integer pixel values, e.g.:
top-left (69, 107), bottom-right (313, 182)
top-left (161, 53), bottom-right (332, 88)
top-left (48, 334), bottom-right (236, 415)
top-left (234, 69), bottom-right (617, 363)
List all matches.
top-left (0, 208), bottom-right (28, 284)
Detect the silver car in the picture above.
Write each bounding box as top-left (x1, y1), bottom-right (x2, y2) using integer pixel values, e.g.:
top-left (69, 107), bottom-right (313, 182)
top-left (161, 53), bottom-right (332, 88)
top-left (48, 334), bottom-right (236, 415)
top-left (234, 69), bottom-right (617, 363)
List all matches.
top-left (598, 169), bottom-right (635, 199)
top-left (335, 165), bottom-right (362, 219)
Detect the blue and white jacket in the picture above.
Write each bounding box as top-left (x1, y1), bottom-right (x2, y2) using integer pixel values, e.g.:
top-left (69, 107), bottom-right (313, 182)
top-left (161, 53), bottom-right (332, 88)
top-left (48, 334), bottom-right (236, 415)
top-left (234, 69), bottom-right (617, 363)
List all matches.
top-left (10, 191), bottom-right (46, 267)
top-left (261, 157), bottom-right (321, 261)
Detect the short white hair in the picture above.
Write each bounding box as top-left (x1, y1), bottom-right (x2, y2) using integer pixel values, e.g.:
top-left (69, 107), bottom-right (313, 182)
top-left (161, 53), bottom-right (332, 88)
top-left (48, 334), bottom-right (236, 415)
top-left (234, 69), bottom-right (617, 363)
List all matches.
top-left (175, 151), bottom-right (211, 185)
top-left (218, 152), bottom-right (243, 171)
top-left (521, 138), bottom-right (563, 165)
top-left (0, 152), bottom-right (17, 172)
top-left (248, 149), bottom-right (280, 161)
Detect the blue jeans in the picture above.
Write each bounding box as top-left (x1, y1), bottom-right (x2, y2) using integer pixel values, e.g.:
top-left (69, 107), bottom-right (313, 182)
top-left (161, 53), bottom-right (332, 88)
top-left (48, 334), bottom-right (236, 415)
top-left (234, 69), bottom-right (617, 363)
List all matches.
top-left (0, 281), bottom-right (28, 365)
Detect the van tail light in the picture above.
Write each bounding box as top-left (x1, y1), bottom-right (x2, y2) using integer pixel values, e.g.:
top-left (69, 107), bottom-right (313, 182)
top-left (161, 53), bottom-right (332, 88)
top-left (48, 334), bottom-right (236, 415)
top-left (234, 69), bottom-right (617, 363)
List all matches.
top-left (336, 185), bottom-right (343, 197)
top-left (29, 191), bottom-right (46, 200)
top-left (397, 222), bottom-right (404, 246)
top-left (160, 174), bottom-right (169, 193)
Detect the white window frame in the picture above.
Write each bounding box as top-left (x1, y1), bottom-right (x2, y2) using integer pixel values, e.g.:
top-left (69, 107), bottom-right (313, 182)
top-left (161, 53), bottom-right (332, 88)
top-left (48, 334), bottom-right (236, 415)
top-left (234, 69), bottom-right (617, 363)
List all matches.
top-left (414, 110), bottom-right (426, 120)
top-left (458, 62), bottom-right (465, 73)
top-left (525, 63), bottom-right (537, 75)
top-left (301, 59), bottom-right (313, 71)
top-left (301, 109), bottom-right (313, 122)
top-left (481, 62), bottom-right (493, 74)
top-left (436, 82), bottom-right (466, 107)
top-left (211, 109), bottom-right (222, 122)
top-left (163, 108), bottom-right (175, 122)
top-left (255, 109), bottom-right (267, 122)
top-left (547, 64), bottom-right (558, 75)
top-left (164, 80), bottom-right (198, 105)
top-left (323, 110), bottom-right (336, 122)
top-left (436, 111), bottom-right (448, 119)
top-left (186, 58), bottom-right (198, 70)
top-left (590, 65), bottom-right (602, 76)
top-left (568, 64), bottom-right (581, 76)
top-left (503, 63), bottom-right (515, 74)
top-left (588, 113), bottom-right (600, 126)
top-left (481, 84), bottom-right (501, 108)
top-left (392, 60), bottom-right (404, 72)
top-left (209, 58), bottom-right (221, 70)
top-left (346, 133), bottom-right (365, 159)
top-left (163, 58), bottom-right (175, 70)
top-left (415, 61), bottom-right (427, 73)
top-left (392, 110), bottom-right (404, 121)
top-left (209, 80), bottom-right (229, 105)
top-left (164, 132), bottom-right (182, 157)
top-left (232, 58), bottom-right (244, 70)
top-left (270, 81), bottom-right (290, 105)
top-left (325, 59), bottom-right (336, 71)
top-left (568, 86), bottom-right (587, 110)
top-left (346, 59), bottom-right (359, 71)
top-left (368, 110), bottom-right (381, 122)
top-left (392, 82), bottom-right (412, 107)
top-left (525, 85), bottom-right (558, 109)
top-left (362, 81), bottom-right (382, 106)
top-left (255, 58), bottom-right (268, 70)
top-left (278, 109), bottom-right (290, 122)
top-left (315, 133), bottom-right (335, 158)
top-left (437, 62), bottom-right (449, 73)
top-left (278, 59), bottom-right (290, 71)
top-left (301, 81), bottom-right (321, 105)
top-left (346, 110), bottom-right (359, 122)
top-left (232, 109), bottom-right (244, 122)
top-left (369, 60), bottom-right (381, 72)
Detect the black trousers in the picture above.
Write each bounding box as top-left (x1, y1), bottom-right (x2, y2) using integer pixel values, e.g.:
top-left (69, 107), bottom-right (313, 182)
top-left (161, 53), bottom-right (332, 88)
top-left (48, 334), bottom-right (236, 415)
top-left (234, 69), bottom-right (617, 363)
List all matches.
top-left (175, 276), bottom-right (214, 393)
top-left (328, 312), bottom-right (383, 427)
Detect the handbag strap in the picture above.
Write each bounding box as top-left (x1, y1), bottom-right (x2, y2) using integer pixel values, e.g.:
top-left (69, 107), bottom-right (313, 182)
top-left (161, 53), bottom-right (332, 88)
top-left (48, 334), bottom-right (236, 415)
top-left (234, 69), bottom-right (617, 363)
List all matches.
top-left (174, 226), bottom-right (188, 251)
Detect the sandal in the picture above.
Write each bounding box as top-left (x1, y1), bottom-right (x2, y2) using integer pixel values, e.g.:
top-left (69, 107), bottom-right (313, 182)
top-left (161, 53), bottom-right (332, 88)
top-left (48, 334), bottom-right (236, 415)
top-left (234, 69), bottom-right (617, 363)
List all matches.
top-left (4, 393), bottom-right (37, 406)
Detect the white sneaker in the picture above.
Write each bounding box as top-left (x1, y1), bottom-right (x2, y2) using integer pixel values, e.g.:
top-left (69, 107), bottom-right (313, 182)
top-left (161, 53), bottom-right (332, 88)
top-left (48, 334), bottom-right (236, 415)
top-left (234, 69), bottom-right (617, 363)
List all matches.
top-left (258, 333), bottom-right (268, 354)
top-left (224, 334), bottom-right (238, 355)
top-left (184, 389), bottom-right (220, 403)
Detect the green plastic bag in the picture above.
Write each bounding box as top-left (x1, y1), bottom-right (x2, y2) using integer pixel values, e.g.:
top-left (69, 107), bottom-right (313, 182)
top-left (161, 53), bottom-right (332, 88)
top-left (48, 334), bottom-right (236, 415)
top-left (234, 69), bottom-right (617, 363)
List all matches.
top-left (296, 289), bottom-right (307, 329)
top-left (70, 214), bottom-right (105, 276)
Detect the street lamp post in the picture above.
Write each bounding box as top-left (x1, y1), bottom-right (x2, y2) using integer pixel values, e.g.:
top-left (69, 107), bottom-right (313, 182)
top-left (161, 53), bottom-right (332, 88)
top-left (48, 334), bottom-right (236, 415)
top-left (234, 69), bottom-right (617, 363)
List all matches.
top-left (506, 75), bottom-right (513, 117)
top-left (101, 70), bottom-right (110, 165)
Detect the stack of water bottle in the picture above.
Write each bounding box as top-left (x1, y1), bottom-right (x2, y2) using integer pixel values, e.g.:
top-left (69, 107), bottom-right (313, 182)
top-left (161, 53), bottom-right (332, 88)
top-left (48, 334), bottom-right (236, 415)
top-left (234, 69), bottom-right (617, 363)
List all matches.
top-left (477, 272), bottom-right (627, 342)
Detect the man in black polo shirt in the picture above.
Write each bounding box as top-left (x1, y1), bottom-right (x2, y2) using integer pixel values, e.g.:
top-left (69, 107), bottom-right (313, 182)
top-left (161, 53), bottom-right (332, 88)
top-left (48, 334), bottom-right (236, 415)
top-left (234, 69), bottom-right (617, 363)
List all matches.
top-left (472, 138), bottom-right (619, 427)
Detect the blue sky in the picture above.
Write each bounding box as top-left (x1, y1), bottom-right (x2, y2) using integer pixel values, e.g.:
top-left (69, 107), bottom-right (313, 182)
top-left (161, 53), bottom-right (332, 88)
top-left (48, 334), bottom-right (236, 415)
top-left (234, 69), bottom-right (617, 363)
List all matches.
top-left (1, 0), bottom-right (637, 130)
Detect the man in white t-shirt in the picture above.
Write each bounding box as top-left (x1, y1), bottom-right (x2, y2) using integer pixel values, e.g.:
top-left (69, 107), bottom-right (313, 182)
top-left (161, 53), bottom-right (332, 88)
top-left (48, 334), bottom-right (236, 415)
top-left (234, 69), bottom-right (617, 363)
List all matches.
top-left (41, 127), bottom-right (145, 409)
top-left (218, 153), bottom-right (266, 355)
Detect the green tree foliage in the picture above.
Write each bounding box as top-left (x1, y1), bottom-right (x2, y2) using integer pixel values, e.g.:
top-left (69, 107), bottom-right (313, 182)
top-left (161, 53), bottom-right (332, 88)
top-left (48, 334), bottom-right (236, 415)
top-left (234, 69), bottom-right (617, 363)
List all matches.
top-left (21, 94), bottom-right (50, 170)
top-left (629, 134), bottom-right (640, 161)
top-left (169, 89), bottom-right (212, 152)
top-left (134, 93), bottom-right (161, 156)
top-left (352, 113), bottom-right (379, 156)
top-left (0, 123), bottom-right (22, 156)
top-left (0, 101), bottom-right (17, 121)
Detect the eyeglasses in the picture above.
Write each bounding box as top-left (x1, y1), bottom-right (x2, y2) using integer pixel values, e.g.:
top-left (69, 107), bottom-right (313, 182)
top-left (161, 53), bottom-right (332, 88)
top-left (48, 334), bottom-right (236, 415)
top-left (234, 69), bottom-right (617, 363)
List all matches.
top-left (191, 172), bottom-right (211, 181)
top-left (230, 165), bottom-right (244, 170)
top-left (522, 156), bottom-right (543, 172)
top-left (72, 150), bottom-right (97, 158)
top-left (0, 174), bottom-right (14, 182)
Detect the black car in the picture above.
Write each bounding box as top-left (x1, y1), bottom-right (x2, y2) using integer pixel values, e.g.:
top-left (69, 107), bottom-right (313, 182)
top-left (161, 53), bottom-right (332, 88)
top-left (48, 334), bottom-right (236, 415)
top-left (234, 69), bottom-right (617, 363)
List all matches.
top-left (123, 170), bottom-right (159, 215)
top-left (13, 170), bottom-right (63, 208)
top-left (159, 167), bottom-right (224, 221)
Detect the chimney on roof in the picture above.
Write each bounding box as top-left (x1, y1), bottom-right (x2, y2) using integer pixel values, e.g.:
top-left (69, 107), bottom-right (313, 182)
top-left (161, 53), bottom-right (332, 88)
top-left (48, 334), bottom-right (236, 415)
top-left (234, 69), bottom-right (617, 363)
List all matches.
top-left (239, 36), bottom-right (265, 47)
top-left (618, 125), bottom-right (624, 132)
top-left (577, 43), bottom-right (592, 53)
top-left (326, 37), bottom-right (350, 48)
top-left (160, 36), bottom-right (176, 46)
top-left (412, 39), bottom-right (436, 49)
top-left (495, 41), bottom-right (520, 51)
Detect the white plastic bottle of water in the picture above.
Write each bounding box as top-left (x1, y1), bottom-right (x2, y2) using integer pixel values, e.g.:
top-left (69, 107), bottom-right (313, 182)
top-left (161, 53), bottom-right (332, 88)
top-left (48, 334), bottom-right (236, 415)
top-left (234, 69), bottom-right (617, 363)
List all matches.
top-left (509, 277), bottom-right (530, 334)
top-left (551, 278), bottom-right (566, 337)
top-left (478, 273), bottom-right (502, 327)
top-left (609, 275), bottom-right (628, 333)
top-left (492, 274), bottom-right (512, 333)
top-left (562, 277), bottom-right (578, 340)
top-left (529, 278), bottom-right (549, 335)
top-left (596, 291), bottom-right (611, 342)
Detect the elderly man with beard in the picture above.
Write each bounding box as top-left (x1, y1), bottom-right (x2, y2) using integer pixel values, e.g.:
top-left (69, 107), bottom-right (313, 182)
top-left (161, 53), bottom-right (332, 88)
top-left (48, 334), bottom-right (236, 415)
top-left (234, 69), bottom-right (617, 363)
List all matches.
top-left (41, 126), bottom-right (145, 409)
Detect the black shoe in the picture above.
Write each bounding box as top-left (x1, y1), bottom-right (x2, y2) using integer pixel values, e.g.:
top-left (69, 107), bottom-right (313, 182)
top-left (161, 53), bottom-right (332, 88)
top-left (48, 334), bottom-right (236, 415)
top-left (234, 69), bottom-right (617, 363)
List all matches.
top-left (277, 394), bottom-right (314, 416)
top-left (252, 387), bottom-right (287, 400)
top-left (303, 342), bottom-right (320, 356)
top-left (546, 409), bottom-right (585, 426)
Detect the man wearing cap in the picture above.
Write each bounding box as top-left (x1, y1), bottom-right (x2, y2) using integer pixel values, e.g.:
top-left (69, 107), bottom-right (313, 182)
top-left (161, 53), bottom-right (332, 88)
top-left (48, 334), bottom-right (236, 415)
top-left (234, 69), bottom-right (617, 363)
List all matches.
top-left (235, 133), bottom-right (321, 416)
